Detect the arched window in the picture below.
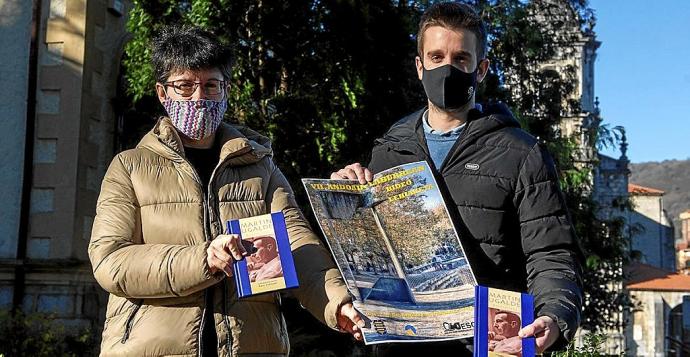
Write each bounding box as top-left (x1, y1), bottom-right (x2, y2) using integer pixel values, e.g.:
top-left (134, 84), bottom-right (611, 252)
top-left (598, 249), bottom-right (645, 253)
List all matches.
top-left (667, 299), bottom-right (690, 356)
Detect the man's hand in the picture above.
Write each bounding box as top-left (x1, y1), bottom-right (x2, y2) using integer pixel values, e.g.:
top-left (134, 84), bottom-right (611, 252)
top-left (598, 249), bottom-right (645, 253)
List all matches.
top-left (518, 315), bottom-right (560, 353)
top-left (206, 234), bottom-right (248, 276)
top-left (336, 303), bottom-right (365, 341)
top-left (330, 163), bottom-right (373, 184)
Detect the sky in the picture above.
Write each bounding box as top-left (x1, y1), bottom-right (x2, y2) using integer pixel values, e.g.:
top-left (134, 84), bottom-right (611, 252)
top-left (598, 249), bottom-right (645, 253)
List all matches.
top-left (589, 0), bottom-right (690, 163)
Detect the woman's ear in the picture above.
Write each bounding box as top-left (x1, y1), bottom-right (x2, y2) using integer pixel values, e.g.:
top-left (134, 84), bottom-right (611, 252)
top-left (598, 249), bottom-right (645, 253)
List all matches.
top-left (155, 83), bottom-right (167, 104)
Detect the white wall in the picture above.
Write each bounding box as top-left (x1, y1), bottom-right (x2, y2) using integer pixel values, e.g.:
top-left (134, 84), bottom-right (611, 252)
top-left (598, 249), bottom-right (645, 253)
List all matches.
top-left (630, 195), bottom-right (676, 271)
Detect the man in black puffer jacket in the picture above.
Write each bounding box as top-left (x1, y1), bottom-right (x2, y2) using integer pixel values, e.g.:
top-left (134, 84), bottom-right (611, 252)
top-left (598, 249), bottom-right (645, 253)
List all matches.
top-left (331, 2), bottom-right (582, 356)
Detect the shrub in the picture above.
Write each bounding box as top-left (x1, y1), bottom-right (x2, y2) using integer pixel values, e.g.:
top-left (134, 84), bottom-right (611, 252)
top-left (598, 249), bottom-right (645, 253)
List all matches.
top-left (550, 333), bottom-right (622, 357)
top-left (0, 309), bottom-right (98, 357)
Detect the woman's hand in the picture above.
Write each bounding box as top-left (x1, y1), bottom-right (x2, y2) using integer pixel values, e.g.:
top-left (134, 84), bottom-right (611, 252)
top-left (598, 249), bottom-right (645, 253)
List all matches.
top-left (206, 234), bottom-right (248, 276)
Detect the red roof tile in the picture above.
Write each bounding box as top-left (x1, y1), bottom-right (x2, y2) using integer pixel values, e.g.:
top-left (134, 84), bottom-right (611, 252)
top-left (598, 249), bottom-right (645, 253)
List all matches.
top-left (625, 262), bottom-right (690, 291)
top-left (628, 183), bottom-right (665, 196)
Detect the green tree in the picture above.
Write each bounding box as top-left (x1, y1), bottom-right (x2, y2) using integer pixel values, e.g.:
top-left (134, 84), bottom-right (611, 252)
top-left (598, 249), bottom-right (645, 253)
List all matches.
top-left (122, 0), bottom-right (422, 182)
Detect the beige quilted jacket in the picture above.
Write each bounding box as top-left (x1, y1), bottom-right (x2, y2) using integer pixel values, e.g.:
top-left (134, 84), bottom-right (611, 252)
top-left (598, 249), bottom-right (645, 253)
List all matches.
top-left (88, 117), bottom-right (350, 356)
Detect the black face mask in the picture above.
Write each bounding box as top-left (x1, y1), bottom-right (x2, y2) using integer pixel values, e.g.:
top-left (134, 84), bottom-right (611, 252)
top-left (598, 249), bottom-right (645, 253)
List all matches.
top-left (421, 63), bottom-right (478, 110)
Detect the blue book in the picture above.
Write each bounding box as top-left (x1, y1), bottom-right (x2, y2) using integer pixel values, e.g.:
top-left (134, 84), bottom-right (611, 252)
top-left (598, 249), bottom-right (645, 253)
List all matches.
top-left (474, 286), bottom-right (535, 357)
top-left (227, 212), bottom-right (299, 298)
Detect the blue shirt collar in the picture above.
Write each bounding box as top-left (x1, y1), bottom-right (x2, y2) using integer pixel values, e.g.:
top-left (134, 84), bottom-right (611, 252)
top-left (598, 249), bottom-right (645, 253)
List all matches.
top-left (422, 103), bottom-right (481, 135)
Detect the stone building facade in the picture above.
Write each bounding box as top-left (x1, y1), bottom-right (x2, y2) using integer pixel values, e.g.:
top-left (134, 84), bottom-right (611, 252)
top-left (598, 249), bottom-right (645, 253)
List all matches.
top-left (593, 153), bottom-right (630, 218)
top-left (627, 184), bottom-right (676, 272)
top-left (0, 0), bottom-right (131, 327)
top-left (677, 210), bottom-right (690, 274)
top-left (522, 0), bottom-right (601, 163)
top-left (624, 262), bottom-right (690, 356)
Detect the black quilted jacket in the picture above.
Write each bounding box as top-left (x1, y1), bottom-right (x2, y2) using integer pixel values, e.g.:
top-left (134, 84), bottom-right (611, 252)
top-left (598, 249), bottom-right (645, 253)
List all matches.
top-left (368, 104), bottom-right (583, 349)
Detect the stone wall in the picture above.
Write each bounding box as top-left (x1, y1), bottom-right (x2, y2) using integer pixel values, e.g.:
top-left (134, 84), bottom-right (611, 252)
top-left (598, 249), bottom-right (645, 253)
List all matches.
top-left (0, 0), bottom-right (131, 328)
top-left (629, 194), bottom-right (676, 271)
top-left (0, 1), bottom-right (32, 261)
top-left (0, 0), bottom-right (34, 309)
top-left (593, 154), bottom-right (629, 219)
top-left (679, 212), bottom-right (690, 273)
top-left (626, 290), bottom-right (690, 356)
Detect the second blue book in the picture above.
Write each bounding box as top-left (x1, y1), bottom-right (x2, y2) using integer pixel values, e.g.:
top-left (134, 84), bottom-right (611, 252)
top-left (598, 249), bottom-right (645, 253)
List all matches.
top-left (474, 285), bottom-right (535, 357)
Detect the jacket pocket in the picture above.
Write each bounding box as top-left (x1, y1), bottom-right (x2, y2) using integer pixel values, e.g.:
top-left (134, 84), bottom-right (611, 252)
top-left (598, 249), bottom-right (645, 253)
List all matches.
top-left (228, 300), bottom-right (287, 354)
top-left (458, 205), bottom-right (512, 245)
top-left (120, 299), bottom-right (143, 344)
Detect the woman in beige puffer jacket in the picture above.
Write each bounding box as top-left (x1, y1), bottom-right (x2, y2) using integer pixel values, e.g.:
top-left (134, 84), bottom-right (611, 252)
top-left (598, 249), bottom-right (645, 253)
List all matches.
top-left (88, 26), bottom-right (362, 357)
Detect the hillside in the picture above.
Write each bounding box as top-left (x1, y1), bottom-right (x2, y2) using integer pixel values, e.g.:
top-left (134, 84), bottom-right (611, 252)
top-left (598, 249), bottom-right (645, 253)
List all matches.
top-left (630, 159), bottom-right (690, 239)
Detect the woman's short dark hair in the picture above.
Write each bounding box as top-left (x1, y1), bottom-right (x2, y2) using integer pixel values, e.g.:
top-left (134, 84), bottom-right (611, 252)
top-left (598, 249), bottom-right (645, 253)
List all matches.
top-left (152, 25), bottom-right (233, 83)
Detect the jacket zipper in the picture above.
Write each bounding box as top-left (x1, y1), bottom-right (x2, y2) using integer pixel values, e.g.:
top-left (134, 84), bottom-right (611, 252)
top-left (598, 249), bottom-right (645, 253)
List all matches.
top-left (120, 299), bottom-right (143, 343)
top-left (176, 157), bottom-right (211, 357)
top-left (194, 156), bottom-right (233, 356)
top-left (413, 109), bottom-right (473, 174)
top-left (199, 176), bottom-right (211, 357)
top-left (222, 279), bottom-right (233, 355)
top-left (208, 159), bottom-right (234, 354)
top-left (180, 147), bottom-right (236, 356)
top-left (439, 121), bottom-right (473, 174)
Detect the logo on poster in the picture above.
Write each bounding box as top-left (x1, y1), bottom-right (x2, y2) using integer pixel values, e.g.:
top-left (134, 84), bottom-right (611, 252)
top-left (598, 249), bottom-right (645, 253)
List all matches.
top-left (443, 321), bottom-right (474, 332)
top-left (373, 320), bottom-right (387, 335)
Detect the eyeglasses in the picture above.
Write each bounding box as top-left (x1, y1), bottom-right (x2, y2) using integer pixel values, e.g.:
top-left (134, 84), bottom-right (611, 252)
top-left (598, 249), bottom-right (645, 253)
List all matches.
top-left (164, 79), bottom-right (227, 97)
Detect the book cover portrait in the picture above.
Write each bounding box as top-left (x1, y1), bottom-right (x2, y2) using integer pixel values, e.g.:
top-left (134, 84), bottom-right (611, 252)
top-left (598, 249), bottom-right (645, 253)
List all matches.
top-left (246, 235), bottom-right (284, 283)
top-left (228, 212), bottom-right (298, 297)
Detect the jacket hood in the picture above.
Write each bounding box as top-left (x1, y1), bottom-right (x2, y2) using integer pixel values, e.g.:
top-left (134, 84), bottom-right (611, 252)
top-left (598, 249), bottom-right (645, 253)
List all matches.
top-left (461, 102), bottom-right (521, 145)
top-left (379, 102), bottom-right (520, 146)
top-left (138, 117), bottom-right (273, 166)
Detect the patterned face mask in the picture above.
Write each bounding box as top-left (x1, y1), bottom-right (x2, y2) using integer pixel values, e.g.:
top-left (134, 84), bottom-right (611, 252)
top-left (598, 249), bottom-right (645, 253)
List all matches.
top-left (162, 98), bottom-right (228, 140)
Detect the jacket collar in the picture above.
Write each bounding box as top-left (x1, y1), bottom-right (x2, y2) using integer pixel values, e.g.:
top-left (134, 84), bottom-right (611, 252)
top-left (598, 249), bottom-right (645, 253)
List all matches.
top-left (137, 117), bottom-right (273, 166)
top-left (381, 102), bottom-right (520, 151)
top-left (374, 103), bottom-right (521, 172)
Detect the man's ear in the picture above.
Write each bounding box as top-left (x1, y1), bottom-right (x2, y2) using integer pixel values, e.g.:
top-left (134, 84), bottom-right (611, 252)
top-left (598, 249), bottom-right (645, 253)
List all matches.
top-left (415, 56), bottom-right (424, 81)
top-left (477, 58), bottom-right (490, 83)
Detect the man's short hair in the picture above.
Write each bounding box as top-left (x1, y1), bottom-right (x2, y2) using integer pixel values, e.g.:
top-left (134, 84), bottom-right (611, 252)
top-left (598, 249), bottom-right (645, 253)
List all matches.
top-left (251, 236), bottom-right (277, 250)
top-left (417, 2), bottom-right (488, 60)
top-left (152, 25), bottom-right (233, 83)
